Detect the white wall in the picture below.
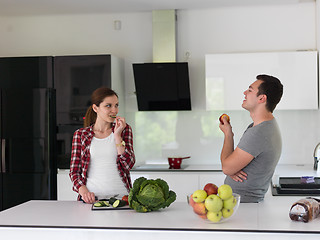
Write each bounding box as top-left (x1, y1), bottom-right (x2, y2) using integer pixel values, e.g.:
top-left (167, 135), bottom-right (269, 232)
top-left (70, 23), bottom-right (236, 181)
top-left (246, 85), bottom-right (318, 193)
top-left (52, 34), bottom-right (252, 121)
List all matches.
top-left (0, 1), bottom-right (319, 167)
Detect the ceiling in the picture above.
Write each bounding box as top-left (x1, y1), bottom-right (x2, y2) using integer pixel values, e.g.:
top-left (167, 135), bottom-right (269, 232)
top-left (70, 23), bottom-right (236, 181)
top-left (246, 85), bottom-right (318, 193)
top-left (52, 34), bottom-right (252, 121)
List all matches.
top-left (0, 0), bottom-right (310, 16)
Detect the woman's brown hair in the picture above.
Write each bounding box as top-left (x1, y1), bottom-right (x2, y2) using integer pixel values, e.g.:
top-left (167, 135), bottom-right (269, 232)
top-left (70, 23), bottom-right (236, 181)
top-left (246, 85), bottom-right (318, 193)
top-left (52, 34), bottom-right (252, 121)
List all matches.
top-left (83, 87), bottom-right (118, 127)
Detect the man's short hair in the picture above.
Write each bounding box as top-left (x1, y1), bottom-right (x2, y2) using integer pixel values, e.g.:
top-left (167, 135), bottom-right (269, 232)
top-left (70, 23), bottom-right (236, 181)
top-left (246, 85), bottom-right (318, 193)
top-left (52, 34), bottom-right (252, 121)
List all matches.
top-left (256, 74), bottom-right (283, 113)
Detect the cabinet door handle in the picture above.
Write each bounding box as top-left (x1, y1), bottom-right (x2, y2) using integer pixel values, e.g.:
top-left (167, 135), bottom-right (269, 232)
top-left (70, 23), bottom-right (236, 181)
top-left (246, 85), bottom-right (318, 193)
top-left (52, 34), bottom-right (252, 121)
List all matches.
top-left (1, 139), bottom-right (6, 173)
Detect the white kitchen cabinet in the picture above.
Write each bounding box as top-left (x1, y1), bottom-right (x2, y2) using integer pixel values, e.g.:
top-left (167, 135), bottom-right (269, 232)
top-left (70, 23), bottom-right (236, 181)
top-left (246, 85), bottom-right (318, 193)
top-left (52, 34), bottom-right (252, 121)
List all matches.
top-left (205, 51), bottom-right (318, 110)
top-left (57, 169), bottom-right (78, 201)
top-left (198, 172), bottom-right (226, 188)
top-left (58, 169), bottom-right (226, 202)
top-left (130, 172), bottom-right (199, 202)
top-left (130, 171), bottom-right (226, 202)
top-left (58, 169), bottom-right (200, 202)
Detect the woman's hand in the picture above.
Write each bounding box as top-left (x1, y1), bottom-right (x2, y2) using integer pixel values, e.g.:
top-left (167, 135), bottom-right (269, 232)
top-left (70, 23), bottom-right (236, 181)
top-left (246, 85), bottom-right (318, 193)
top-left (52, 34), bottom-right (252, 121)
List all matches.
top-left (114, 116), bottom-right (126, 137)
top-left (114, 116), bottom-right (126, 155)
top-left (79, 186), bottom-right (96, 204)
top-left (230, 170), bottom-right (247, 182)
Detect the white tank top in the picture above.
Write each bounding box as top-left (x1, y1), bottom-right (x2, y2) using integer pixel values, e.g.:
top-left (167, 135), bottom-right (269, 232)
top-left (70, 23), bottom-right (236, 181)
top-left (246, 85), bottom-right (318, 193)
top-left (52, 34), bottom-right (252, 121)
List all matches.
top-left (86, 133), bottom-right (127, 199)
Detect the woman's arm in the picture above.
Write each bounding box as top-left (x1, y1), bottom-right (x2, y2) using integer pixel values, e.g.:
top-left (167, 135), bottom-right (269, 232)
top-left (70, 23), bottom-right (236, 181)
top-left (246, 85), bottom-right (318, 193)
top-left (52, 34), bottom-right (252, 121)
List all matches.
top-left (117, 124), bottom-right (135, 171)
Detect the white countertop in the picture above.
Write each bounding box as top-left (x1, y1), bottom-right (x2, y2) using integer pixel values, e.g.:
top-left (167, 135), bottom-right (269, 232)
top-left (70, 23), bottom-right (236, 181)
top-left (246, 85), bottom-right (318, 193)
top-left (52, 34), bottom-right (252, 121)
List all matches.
top-left (131, 164), bottom-right (222, 171)
top-left (131, 163), bottom-right (320, 174)
top-left (61, 163), bottom-right (318, 174)
top-left (0, 189), bottom-right (319, 233)
top-left (32, 164), bottom-right (320, 239)
top-left (275, 164), bottom-right (320, 176)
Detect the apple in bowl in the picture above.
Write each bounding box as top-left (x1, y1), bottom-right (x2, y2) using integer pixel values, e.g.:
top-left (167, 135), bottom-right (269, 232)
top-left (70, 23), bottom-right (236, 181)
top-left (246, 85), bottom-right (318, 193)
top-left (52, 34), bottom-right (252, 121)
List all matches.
top-left (187, 184), bottom-right (240, 223)
top-left (203, 183), bottom-right (218, 195)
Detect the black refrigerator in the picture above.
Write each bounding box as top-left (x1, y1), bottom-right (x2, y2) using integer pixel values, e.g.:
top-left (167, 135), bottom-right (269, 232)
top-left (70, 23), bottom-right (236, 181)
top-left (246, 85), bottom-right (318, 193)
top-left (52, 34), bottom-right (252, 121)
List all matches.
top-left (0, 57), bottom-right (57, 211)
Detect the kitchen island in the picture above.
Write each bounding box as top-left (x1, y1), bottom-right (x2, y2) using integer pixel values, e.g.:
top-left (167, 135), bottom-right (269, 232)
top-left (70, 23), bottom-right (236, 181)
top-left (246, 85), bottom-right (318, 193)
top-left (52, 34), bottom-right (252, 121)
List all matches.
top-left (0, 188), bottom-right (319, 240)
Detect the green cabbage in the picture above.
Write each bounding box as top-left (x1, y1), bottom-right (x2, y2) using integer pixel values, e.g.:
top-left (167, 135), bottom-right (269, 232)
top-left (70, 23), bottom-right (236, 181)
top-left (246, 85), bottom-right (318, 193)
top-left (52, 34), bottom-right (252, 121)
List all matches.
top-left (128, 177), bottom-right (176, 212)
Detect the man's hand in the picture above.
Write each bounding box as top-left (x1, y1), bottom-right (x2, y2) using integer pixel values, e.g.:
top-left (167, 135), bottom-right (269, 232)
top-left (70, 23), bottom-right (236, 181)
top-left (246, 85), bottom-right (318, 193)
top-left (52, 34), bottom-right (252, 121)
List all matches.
top-left (230, 170), bottom-right (247, 182)
top-left (219, 116), bottom-right (233, 137)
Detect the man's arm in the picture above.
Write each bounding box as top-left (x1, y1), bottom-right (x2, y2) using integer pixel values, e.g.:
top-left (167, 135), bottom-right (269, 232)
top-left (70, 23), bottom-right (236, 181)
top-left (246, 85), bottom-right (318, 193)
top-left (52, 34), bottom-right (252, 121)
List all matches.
top-left (219, 118), bottom-right (254, 176)
top-left (221, 147), bottom-right (254, 176)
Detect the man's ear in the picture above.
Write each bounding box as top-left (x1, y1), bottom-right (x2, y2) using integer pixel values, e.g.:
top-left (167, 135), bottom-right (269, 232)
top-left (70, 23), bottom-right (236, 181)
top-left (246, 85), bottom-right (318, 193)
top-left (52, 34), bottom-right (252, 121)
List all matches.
top-left (258, 94), bottom-right (267, 103)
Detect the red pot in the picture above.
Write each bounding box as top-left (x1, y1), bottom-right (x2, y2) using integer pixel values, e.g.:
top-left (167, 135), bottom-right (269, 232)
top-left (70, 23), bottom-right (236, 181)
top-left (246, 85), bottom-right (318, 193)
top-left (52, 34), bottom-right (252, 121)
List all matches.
top-left (168, 156), bottom-right (190, 169)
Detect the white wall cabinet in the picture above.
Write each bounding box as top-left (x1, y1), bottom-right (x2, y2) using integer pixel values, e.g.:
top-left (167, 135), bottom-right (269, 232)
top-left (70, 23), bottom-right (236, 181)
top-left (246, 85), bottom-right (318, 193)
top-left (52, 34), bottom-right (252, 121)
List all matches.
top-left (205, 51), bottom-right (318, 110)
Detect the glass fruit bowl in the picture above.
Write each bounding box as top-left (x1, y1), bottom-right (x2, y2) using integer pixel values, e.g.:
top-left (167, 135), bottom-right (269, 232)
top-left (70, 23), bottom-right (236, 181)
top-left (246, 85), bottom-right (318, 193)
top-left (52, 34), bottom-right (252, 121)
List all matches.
top-left (187, 193), bottom-right (240, 223)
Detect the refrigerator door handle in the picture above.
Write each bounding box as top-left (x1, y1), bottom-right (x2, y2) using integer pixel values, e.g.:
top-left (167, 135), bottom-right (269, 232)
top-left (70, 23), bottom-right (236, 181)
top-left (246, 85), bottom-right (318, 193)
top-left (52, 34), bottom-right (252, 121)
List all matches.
top-left (1, 139), bottom-right (6, 173)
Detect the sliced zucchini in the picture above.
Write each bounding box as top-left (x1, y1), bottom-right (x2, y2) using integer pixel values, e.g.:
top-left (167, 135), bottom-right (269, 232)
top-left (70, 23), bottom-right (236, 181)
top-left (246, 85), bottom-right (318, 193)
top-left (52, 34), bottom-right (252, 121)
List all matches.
top-left (94, 202), bottom-right (103, 207)
top-left (109, 197), bottom-right (117, 205)
top-left (94, 200), bottom-right (110, 207)
top-left (112, 199), bottom-right (126, 208)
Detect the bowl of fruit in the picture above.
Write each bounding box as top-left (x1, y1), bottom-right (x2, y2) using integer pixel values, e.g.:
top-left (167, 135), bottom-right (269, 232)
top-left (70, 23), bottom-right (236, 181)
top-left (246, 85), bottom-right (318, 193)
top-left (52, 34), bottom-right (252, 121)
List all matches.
top-left (187, 183), bottom-right (240, 223)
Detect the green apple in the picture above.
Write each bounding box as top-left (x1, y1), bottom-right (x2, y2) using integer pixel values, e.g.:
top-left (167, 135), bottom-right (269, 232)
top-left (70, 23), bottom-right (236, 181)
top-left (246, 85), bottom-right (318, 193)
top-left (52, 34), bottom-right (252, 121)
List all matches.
top-left (223, 195), bottom-right (237, 209)
top-left (192, 190), bottom-right (207, 203)
top-left (222, 207), bottom-right (234, 218)
top-left (204, 194), bottom-right (223, 212)
top-left (218, 184), bottom-right (233, 200)
top-left (207, 210), bottom-right (222, 223)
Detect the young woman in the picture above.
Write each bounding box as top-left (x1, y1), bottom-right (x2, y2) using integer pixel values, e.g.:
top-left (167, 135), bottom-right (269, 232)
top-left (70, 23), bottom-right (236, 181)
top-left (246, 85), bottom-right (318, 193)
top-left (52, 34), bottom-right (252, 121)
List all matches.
top-left (69, 87), bottom-right (135, 203)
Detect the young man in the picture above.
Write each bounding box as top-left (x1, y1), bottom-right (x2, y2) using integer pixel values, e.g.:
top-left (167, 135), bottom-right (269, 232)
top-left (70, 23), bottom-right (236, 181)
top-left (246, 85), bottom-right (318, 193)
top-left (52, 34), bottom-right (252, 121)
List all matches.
top-left (219, 74), bottom-right (283, 203)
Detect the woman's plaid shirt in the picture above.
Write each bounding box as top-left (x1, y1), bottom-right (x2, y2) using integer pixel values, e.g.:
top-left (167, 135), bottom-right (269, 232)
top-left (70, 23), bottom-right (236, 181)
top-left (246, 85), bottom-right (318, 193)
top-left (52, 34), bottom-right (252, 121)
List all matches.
top-left (69, 123), bottom-right (135, 199)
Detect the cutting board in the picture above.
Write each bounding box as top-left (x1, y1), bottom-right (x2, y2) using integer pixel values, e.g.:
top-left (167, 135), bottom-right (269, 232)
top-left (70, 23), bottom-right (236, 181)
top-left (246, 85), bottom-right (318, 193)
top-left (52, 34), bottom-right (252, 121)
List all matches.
top-left (91, 204), bottom-right (131, 211)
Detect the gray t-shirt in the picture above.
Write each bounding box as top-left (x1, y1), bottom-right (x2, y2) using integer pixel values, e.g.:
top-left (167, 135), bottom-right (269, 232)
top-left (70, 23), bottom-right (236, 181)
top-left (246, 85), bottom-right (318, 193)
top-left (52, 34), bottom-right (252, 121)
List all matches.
top-left (224, 118), bottom-right (282, 203)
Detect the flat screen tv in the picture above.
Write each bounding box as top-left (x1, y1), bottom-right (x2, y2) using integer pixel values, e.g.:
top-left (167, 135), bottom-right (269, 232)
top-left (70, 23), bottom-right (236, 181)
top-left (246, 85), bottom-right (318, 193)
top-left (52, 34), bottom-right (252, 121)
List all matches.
top-left (133, 62), bottom-right (191, 111)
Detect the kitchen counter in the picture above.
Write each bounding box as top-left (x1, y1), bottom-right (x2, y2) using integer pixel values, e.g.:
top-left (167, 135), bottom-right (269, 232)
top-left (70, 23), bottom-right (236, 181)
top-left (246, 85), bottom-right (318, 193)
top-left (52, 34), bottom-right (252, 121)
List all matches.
top-left (272, 164), bottom-right (320, 185)
top-left (132, 164), bottom-right (222, 172)
top-left (0, 188), bottom-right (320, 240)
top-left (132, 163), bottom-right (320, 174)
top-left (62, 163), bottom-right (318, 173)
top-left (274, 164), bottom-right (320, 176)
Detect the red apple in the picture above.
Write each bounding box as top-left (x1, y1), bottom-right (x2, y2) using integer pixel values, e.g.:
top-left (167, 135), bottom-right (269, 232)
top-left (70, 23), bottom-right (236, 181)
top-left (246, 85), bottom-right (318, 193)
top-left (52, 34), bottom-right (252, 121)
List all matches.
top-left (219, 114), bottom-right (230, 124)
top-left (192, 202), bottom-right (207, 215)
top-left (198, 214), bottom-right (207, 219)
top-left (189, 194), bottom-right (196, 207)
top-left (203, 183), bottom-right (218, 195)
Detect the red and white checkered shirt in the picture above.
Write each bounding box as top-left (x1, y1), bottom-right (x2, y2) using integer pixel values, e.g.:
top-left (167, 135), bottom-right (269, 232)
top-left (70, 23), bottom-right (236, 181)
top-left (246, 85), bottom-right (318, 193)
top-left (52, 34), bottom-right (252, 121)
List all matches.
top-left (69, 123), bottom-right (135, 200)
